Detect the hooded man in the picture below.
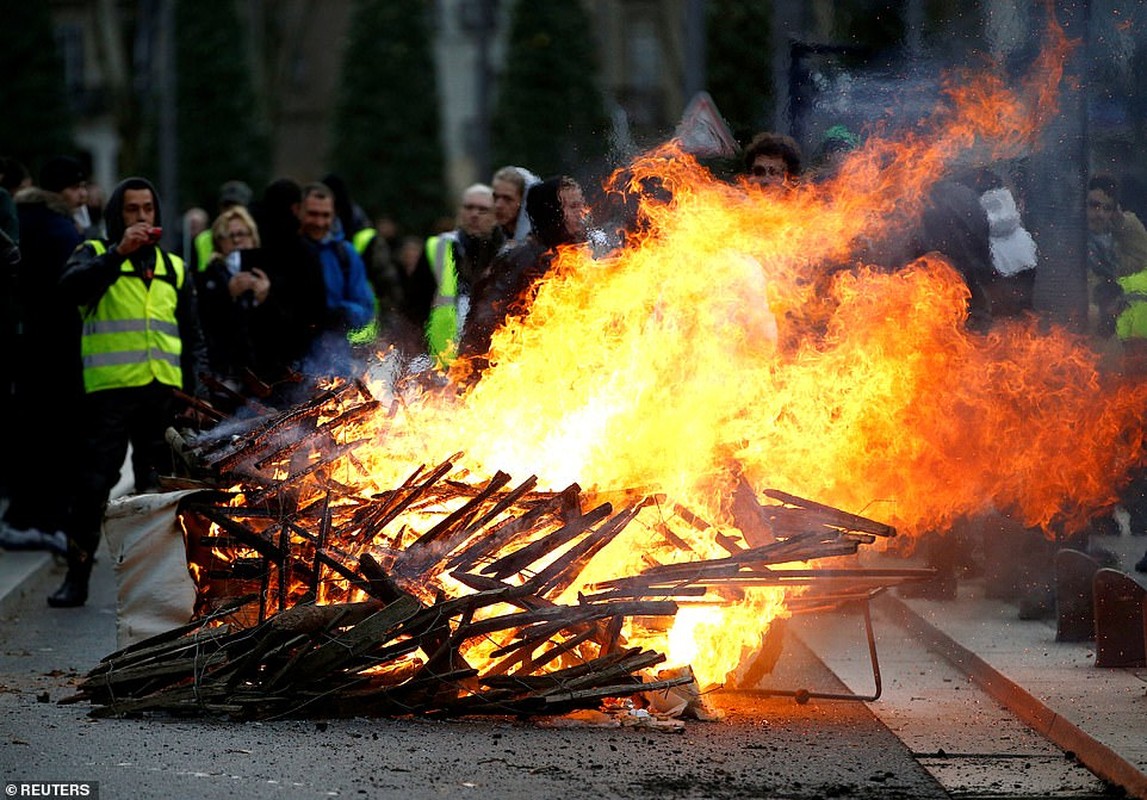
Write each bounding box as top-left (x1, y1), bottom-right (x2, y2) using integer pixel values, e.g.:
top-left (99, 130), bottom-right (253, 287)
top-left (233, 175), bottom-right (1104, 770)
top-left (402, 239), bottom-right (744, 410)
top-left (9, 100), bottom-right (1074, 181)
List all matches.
top-left (457, 176), bottom-right (588, 373)
top-left (492, 165), bottom-right (540, 245)
top-left (50, 176), bottom-right (207, 607)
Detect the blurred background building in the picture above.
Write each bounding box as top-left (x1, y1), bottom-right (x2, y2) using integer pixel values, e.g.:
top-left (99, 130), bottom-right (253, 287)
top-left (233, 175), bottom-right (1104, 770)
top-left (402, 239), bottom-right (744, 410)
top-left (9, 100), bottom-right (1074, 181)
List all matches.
top-left (13, 1), bottom-right (1147, 258)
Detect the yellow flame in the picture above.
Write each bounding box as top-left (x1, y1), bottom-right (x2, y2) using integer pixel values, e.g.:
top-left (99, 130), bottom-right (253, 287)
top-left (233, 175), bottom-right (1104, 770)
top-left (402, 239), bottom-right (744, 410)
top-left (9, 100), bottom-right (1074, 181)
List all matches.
top-left (204, 19), bottom-right (1147, 682)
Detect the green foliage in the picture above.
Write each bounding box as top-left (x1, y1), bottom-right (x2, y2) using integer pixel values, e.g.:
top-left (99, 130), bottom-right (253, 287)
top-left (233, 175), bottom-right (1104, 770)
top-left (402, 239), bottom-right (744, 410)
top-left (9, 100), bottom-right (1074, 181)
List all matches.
top-left (330, 0), bottom-right (445, 235)
top-left (491, 0), bottom-right (610, 180)
top-left (706, 0), bottom-right (773, 146)
top-left (175, 0), bottom-right (270, 212)
top-left (0, 0), bottom-right (75, 170)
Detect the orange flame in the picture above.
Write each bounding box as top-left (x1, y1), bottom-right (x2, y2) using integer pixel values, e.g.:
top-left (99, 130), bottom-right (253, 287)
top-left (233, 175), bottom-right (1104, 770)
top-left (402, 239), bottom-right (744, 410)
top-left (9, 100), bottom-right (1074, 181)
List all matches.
top-left (206, 17), bottom-right (1147, 688)
top-left (372, 17), bottom-right (1140, 540)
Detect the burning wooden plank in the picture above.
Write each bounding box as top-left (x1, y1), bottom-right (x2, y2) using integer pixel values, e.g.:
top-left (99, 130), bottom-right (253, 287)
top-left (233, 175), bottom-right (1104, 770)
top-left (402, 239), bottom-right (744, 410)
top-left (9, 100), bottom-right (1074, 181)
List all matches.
top-left (79, 378), bottom-right (935, 720)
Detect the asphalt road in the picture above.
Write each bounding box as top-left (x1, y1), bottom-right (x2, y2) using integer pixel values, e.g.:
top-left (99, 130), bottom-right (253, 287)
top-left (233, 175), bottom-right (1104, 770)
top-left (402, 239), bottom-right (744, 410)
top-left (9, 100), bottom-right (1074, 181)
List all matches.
top-left (0, 554), bottom-right (955, 800)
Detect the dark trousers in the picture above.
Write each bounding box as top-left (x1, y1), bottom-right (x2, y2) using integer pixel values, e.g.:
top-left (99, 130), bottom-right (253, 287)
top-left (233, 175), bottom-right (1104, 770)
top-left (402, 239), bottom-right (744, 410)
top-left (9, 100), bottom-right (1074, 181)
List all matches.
top-left (65, 381), bottom-right (176, 557)
top-left (3, 376), bottom-right (81, 533)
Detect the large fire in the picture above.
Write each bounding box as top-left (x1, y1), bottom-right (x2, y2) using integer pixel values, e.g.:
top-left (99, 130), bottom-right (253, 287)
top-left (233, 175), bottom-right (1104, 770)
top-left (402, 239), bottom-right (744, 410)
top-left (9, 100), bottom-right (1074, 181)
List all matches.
top-left (192, 18), bottom-right (1147, 693)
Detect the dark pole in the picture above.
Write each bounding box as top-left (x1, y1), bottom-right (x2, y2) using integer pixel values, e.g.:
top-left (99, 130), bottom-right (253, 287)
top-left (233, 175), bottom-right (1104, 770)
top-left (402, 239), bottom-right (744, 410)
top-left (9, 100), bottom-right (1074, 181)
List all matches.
top-left (1029, 1), bottom-right (1090, 329)
top-left (156, 0), bottom-right (179, 247)
top-left (470, 0), bottom-right (497, 181)
top-left (771, 1), bottom-right (804, 133)
top-left (683, 0), bottom-right (706, 99)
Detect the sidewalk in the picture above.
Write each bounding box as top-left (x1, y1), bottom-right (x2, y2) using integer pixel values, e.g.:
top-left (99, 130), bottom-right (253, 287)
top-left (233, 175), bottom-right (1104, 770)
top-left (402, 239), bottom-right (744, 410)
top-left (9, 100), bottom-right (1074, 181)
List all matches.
top-left (0, 548), bottom-right (56, 617)
top-left (874, 532), bottom-right (1147, 800)
top-left (0, 466), bottom-right (134, 617)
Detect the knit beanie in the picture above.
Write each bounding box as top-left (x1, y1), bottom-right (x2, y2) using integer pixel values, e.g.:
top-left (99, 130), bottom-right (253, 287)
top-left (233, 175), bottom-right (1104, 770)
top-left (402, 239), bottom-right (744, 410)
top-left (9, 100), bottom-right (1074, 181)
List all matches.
top-left (40, 156), bottom-right (86, 193)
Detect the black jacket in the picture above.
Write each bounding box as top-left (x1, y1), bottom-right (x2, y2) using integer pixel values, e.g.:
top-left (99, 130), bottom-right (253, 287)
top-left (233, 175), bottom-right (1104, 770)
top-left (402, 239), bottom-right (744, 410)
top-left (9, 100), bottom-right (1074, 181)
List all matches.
top-left (6, 188), bottom-right (84, 397)
top-left (59, 177), bottom-right (208, 394)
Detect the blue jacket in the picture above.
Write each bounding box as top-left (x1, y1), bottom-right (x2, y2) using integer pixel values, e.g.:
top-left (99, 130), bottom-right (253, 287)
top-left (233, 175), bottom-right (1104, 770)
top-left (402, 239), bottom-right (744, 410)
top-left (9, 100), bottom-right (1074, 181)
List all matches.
top-left (302, 230), bottom-right (376, 330)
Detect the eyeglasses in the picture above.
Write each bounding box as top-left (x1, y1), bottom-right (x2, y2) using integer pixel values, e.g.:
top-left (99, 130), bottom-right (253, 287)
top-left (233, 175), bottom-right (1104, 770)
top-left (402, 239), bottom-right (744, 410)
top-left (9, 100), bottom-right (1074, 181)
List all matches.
top-left (462, 204), bottom-right (492, 214)
top-left (228, 229), bottom-right (254, 241)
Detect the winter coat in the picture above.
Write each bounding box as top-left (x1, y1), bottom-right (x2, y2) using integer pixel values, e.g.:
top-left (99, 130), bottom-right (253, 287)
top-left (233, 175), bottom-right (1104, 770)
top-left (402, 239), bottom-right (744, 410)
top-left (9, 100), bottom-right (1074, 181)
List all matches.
top-left (300, 230), bottom-right (376, 332)
top-left (8, 188), bottom-right (84, 396)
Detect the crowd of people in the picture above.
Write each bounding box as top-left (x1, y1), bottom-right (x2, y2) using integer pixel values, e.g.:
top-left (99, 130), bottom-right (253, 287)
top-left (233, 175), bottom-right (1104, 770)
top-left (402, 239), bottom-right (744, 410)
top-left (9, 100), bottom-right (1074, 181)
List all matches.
top-left (1, 128), bottom-right (1146, 612)
top-left (0, 151), bottom-right (598, 607)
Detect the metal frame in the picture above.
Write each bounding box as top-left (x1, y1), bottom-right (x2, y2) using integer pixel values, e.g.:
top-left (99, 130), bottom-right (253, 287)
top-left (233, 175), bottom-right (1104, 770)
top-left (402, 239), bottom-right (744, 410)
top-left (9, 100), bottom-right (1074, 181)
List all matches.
top-left (752, 587), bottom-right (884, 704)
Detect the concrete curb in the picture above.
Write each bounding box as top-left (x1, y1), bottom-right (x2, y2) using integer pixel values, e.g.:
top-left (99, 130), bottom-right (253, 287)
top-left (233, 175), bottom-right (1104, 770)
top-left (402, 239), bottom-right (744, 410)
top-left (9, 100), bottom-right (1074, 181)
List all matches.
top-left (875, 591), bottom-right (1147, 800)
top-left (0, 551), bottom-right (57, 618)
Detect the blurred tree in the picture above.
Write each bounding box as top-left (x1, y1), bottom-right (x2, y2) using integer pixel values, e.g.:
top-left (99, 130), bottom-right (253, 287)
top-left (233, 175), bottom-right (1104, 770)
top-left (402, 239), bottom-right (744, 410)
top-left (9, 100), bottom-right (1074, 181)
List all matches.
top-left (491, 0), bottom-right (610, 179)
top-left (705, 0), bottom-right (773, 146)
top-left (0, 0), bottom-right (75, 170)
top-left (330, 0), bottom-right (445, 235)
top-left (175, 0), bottom-right (270, 213)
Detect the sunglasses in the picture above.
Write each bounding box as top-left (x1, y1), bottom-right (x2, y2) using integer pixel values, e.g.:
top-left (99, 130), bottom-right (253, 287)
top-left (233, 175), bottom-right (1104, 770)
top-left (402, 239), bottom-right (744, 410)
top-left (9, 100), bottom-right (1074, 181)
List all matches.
top-left (751, 166), bottom-right (786, 178)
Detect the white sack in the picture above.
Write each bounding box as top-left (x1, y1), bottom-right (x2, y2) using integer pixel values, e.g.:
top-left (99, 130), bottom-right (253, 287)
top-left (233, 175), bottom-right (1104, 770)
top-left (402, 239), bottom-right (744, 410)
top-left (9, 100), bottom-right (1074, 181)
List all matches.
top-left (103, 490), bottom-right (201, 649)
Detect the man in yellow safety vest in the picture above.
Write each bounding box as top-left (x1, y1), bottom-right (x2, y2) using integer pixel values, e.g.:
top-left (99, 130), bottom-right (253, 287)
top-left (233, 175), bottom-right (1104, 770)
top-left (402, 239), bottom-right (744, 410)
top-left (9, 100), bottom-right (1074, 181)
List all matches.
top-left (50, 176), bottom-right (207, 607)
top-left (423, 184), bottom-right (504, 365)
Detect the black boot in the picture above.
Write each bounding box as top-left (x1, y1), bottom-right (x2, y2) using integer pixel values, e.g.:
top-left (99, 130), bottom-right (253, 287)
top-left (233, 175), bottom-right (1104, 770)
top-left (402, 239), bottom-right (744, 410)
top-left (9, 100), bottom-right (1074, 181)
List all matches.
top-left (47, 545), bottom-right (92, 608)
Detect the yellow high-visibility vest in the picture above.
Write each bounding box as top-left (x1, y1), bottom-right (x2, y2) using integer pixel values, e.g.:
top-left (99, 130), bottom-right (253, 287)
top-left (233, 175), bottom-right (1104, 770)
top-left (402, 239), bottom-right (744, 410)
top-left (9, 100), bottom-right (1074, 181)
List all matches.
top-left (79, 240), bottom-right (184, 393)
top-left (193, 228), bottom-right (213, 272)
top-left (352, 227), bottom-right (377, 255)
top-left (1117, 270), bottom-right (1147, 340)
top-left (425, 233), bottom-right (459, 365)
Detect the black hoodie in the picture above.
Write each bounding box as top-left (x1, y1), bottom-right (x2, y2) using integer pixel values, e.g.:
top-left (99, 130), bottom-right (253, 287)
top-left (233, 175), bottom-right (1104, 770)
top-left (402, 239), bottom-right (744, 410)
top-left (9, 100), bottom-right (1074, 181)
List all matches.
top-left (456, 177), bottom-right (583, 367)
top-left (61, 177), bottom-right (165, 306)
top-left (102, 176), bottom-right (161, 245)
top-left (60, 176), bottom-right (207, 393)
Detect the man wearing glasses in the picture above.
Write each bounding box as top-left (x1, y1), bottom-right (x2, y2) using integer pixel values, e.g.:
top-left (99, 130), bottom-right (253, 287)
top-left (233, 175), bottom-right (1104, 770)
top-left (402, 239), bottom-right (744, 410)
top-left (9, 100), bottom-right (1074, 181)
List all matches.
top-left (423, 184), bottom-right (505, 365)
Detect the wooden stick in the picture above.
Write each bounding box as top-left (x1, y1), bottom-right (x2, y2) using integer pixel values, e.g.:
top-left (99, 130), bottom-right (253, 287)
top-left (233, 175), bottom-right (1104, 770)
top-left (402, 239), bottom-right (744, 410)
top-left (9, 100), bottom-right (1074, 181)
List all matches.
top-left (481, 502), bottom-right (613, 580)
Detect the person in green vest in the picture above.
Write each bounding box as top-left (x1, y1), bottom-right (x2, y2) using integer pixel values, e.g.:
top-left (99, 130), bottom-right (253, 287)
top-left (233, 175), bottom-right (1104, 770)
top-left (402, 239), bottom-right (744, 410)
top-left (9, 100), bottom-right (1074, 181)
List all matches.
top-left (422, 184), bottom-right (503, 366)
top-left (1114, 263), bottom-right (1147, 569)
top-left (50, 176), bottom-right (208, 608)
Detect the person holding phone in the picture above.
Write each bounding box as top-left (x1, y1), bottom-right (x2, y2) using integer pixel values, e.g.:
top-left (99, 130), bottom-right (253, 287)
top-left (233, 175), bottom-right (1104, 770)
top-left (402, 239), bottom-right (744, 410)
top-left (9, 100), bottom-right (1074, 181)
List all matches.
top-left (52, 176), bottom-right (208, 607)
top-left (195, 206), bottom-right (272, 386)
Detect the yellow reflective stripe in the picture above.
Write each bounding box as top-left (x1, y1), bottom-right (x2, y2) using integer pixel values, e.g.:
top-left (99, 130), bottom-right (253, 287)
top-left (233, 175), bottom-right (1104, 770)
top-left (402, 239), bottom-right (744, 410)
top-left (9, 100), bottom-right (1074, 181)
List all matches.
top-left (437, 236), bottom-right (457, 296)
top-left (79, 240), bottom-right (185, 392)
top-left (427, 234), bottom-right (458, 298)
top-left (82, 319), bottom-right (179, 337)
top-left (83, 350), bottom-right (181, 369)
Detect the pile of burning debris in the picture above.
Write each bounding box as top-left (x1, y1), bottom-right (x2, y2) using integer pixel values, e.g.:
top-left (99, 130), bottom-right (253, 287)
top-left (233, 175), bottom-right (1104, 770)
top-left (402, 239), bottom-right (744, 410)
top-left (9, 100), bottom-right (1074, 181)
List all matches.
top-left (66, 378), bottom-right (932, 720)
